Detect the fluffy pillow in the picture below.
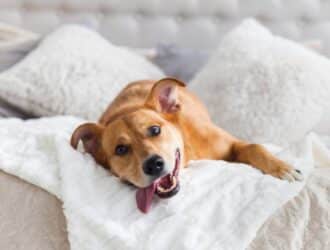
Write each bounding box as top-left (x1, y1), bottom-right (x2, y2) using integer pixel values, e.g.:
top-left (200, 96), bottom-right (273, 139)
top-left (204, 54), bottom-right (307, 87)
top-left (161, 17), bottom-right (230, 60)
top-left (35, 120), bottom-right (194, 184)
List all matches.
top-left (190, 19), bottom-right (330, 146)
top-left (0, 25), bottom-right (163, 120)
top-left (0, 22), bottom-right (40, 73)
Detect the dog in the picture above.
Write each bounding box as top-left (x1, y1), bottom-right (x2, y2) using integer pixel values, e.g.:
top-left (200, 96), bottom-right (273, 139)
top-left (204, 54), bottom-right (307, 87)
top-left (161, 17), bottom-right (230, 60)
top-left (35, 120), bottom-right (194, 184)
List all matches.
top-left (71, 78), bottom-right (303, 213)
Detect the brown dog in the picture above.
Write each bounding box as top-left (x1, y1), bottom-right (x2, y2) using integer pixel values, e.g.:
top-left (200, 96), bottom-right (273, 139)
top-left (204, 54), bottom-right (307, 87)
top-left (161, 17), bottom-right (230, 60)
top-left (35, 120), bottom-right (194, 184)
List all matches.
top-left (71, 78), bottom-right (302, 213)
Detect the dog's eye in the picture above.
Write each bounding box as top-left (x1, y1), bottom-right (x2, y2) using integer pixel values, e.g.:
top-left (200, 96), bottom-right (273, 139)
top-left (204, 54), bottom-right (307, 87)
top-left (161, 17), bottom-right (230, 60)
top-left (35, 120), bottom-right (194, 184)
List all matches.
top-left (148, 125), bottom-right (161, 137)
top-left (115, 145), bottom-right (129, 156)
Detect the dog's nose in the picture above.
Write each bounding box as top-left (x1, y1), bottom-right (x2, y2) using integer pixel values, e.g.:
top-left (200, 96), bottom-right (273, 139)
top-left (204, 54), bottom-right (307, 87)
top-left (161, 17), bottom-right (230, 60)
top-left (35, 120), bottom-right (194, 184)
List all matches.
top-left (143, 155), bottom-right (164, 176)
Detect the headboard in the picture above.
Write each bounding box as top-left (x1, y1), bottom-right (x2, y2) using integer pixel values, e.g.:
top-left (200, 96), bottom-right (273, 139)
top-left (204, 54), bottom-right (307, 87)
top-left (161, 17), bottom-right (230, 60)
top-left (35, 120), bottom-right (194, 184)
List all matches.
top-left (0, 0), bottom-right (330, 55)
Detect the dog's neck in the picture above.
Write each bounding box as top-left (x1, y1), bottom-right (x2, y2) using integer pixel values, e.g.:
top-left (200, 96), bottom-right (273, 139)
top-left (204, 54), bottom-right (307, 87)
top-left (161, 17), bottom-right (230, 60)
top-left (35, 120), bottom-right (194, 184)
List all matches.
top-left (175, 112), bottom-right (237, 165)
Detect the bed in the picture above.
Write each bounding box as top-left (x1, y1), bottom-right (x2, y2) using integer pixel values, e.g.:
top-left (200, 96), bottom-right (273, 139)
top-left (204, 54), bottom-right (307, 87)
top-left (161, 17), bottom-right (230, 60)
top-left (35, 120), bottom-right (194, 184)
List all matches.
top-left (0, 1), bottom-right (329, 249)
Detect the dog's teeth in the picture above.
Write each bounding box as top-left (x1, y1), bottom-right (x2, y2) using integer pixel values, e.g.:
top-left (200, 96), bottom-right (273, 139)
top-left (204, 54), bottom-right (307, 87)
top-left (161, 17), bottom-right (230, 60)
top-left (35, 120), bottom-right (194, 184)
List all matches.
top-left (172, 175), bottom-right (176, 186)
top-left (157, 176), bottom-right (177, 193)
top-left (172, 176), bottom-right (177, 187)
top-left (157, 186), bottom-right (166, 193)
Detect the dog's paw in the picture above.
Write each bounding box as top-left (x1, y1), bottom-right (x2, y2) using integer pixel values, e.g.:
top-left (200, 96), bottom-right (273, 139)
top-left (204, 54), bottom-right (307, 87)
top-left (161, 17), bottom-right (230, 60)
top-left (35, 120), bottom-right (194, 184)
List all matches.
top-left (280, 168), bottom-right (304, 182)
top-left (269, 162), bottom-right (304, 182)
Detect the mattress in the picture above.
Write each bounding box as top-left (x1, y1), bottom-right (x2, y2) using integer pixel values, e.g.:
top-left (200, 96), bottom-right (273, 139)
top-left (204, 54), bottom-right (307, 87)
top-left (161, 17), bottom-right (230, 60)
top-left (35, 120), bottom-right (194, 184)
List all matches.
top-left (0, 170), bottom-right (69, 250)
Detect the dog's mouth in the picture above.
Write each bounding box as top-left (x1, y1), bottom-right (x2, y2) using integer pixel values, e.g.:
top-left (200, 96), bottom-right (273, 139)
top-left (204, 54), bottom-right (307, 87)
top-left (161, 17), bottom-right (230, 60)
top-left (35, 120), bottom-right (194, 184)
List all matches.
top-left (136, 149), bottom-right (181, 213)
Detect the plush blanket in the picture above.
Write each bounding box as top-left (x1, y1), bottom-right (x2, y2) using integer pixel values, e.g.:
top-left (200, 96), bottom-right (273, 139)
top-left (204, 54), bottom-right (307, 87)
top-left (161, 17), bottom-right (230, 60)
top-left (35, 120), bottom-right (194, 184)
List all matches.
top-left (0, 116), bottom-right (327, 250)
top-left (250, 166), bottom-right (330, 250)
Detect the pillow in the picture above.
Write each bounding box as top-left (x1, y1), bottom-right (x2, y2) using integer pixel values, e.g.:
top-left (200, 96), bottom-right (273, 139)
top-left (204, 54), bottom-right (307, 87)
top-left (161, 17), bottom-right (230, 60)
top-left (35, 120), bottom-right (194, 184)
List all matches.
top-left (189, 19), bottom-right (330, 146)
top-left (0, 22), bottom-right (40, 73)
top-left (148, 42), bottom-right (325, 83)
top-left (0, 23), bottom-right (40, 119)
top-left (0, 25), bottom-right (163, 120)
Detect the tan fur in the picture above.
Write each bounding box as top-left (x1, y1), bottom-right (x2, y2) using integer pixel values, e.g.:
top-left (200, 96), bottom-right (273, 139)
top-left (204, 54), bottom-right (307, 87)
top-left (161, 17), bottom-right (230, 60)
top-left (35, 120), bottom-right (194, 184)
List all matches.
top-left (71, 78), bottom-right (299, 187)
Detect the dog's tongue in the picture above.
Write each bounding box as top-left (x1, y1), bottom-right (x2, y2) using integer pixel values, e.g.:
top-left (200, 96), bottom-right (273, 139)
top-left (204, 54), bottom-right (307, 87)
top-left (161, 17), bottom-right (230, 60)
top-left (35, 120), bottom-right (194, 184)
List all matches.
top-left (136, 181), bottom-right (157, 213)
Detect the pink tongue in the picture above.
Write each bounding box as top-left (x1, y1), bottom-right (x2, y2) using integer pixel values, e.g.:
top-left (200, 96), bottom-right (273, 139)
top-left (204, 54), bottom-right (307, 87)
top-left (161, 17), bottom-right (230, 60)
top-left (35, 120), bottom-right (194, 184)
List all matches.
top-left (136, 181), bottom-right (157, 213)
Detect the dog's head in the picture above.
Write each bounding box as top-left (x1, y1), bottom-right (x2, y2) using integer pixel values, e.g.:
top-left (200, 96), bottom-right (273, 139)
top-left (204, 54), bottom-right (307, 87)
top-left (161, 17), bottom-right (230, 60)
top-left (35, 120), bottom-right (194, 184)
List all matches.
top-left (71, 78), bottom-right (186, 212)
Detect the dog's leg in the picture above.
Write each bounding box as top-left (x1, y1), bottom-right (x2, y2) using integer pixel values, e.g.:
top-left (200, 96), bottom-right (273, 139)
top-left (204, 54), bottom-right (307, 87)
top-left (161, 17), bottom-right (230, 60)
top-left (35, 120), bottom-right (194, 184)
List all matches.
top-left (231, 142), bottom-right (303, 181)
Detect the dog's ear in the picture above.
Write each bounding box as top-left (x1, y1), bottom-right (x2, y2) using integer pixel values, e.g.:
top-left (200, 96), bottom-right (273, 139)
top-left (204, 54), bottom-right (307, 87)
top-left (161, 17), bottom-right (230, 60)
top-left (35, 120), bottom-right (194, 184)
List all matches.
top-left (70, 123), bottom-right (107, 166)
top-left (145, 77), bottom-right (186, 113)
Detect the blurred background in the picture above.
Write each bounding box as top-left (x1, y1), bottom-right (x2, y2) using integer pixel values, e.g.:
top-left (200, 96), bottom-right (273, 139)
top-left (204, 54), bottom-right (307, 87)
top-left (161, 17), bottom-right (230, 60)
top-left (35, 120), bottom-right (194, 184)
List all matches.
top-left (0, 0), bottom-right (329, 52)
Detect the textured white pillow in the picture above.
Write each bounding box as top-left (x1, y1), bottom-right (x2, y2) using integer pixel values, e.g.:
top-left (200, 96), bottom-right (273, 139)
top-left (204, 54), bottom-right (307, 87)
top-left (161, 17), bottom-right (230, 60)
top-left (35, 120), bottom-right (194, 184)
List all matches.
top-left (190, 19), bottom-right (330, 146)
top-left (0, 25), bottom-right (163, 120)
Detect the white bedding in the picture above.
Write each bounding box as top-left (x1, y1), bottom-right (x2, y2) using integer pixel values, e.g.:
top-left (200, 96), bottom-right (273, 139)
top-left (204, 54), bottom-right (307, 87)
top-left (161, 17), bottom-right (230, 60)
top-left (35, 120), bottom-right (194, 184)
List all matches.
top-left (249, 166), bottom-right (330, 250)
top-left (0, 116), bottom-right (328, 250)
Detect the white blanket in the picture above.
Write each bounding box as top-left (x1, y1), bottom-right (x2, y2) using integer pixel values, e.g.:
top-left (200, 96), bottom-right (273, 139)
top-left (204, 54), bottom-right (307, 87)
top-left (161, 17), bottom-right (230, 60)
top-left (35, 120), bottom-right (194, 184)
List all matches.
top-left (0, 116), bottom-right (327, 250)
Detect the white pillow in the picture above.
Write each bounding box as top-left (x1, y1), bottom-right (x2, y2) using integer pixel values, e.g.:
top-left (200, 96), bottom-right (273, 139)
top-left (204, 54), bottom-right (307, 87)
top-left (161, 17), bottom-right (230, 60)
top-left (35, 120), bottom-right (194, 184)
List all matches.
top-left (190, 19), bottom-right (330, 146)
top-left (0, 22), bottom-right (40, 72)
top-left (0, 25), bottom-right (163, 120)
